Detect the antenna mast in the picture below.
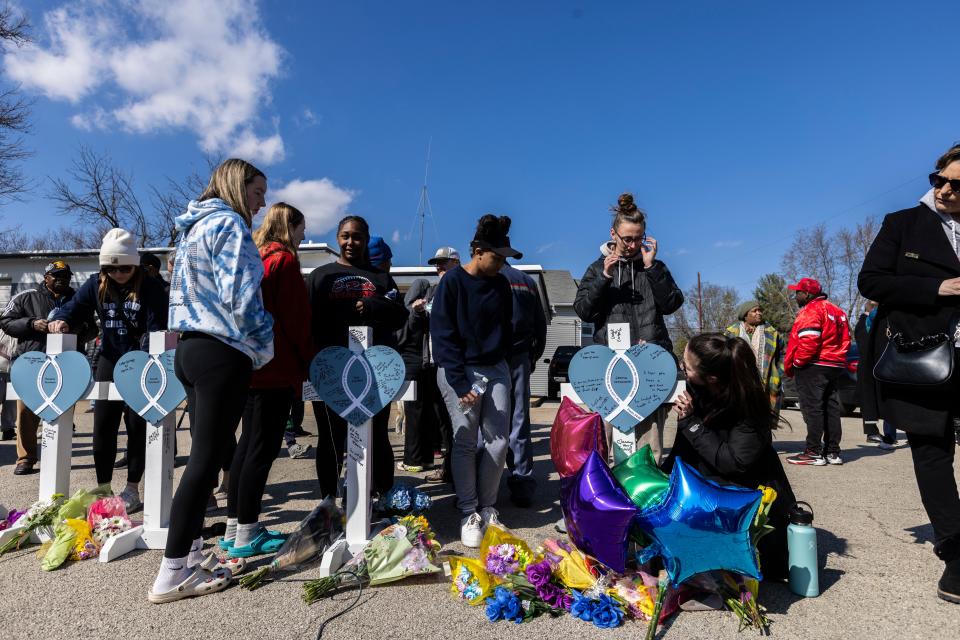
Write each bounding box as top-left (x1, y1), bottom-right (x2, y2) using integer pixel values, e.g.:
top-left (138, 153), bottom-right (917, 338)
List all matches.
top-left (415, 138), bottom-right (434, 265)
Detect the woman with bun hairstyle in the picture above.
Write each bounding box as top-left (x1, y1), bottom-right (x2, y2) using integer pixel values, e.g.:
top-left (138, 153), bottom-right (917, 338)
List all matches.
top-left (307, 215), bottom-right (408, 501)
top-left (574, 193), bottom-right (684, 462)
top-left (149, 159), bottom-right (274, 603)
top-left (221, 202), bottom-right (314, 558)
top-left (430, 214), bottom-right (517, 548)
top-left (48, 228), bottom-right (167, 513)
top-left (669, 333), bottom-right (796, 581)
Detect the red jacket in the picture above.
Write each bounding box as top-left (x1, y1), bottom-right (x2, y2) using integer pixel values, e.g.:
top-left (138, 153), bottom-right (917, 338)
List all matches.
top-left (251, 242), bottom-right (316, 392)
top-left (783, 295), bottom-right (850, 377)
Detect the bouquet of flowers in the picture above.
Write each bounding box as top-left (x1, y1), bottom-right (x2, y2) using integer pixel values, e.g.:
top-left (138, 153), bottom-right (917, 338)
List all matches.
top-left (239, 497), bottom-right (344, 591)
top-left (302, 514), bottom-right (442, 603)
top-left (374, 483), bottom-right (431, 516)
top-left (92, 515), bottom-right (132, 546)
top-left (0, 494), bottom-right (65, 556)
top-left (0, 508), bottom-right (25, 532)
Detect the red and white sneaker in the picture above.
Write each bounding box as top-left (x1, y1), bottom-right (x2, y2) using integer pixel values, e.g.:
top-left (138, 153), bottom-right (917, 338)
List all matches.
top-left (786, 450), bottom-right (827, 466)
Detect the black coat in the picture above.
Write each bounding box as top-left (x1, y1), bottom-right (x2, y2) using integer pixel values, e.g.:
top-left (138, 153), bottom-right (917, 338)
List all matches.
top-left (858, 204), bottom-right (960, 436)
top-left (665, 413), bottom-right (797, 582)
top-left (0, 283), bottom-right (96, 358)
top-left (574, 254), bottom-right (683, 351)
top-left (853, 313), bottom-right (882, 424)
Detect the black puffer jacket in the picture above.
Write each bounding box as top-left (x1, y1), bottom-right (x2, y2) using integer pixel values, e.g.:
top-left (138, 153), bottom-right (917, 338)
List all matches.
top-left (0, 283), bottom-right (96, 359)
top-left (574, 242), bottom-right (683, 351)
top-left (665, 412), bottom-right (797, 582)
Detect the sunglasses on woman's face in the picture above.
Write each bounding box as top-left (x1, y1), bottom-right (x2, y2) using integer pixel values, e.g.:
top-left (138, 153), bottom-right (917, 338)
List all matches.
top-left (929, 172), bottom-right (960, 192)
top-left (103, 265), bottom-right (135, 275)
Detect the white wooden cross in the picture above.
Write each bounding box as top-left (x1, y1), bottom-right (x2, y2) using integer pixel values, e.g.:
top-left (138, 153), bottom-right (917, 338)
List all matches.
top-left (560, 322), bottom-right (684, 465)
top-left (316, 326), bottom-right (416, 577)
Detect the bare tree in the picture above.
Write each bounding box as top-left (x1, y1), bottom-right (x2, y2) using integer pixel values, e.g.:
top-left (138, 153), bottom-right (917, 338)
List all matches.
top-left (0, 223), bottom-right (100, 252)
top-left (781, 218), bottom-right (879, 321)
top-left (48, 147), bottom-right (151, 246)
top-left (672, 281), bottom-right (740, 338)
top-left (0, 5), bottom-right (32, 205)
top-left (149, 165), bottom-right (209, 246)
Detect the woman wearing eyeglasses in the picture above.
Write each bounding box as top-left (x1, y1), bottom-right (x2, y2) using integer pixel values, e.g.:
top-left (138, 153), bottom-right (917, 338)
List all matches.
top-left (48, 228), bottom-right (168, 513)
top-left (859, 142), bottom-right (960, 604)
top-left (574, 193), bottom-right (684, 462)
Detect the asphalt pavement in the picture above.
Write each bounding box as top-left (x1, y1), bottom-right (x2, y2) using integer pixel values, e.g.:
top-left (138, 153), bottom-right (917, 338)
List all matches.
top-left (0, 402), bottom-right (956, 640)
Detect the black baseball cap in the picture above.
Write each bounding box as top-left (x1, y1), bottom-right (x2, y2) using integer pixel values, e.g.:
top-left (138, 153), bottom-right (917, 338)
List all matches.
top-left (44, 260), bottom-right (72, 276)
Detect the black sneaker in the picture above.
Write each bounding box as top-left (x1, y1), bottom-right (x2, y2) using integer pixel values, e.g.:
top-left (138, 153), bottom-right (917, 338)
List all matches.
top-left (1, 429), bottom-right (14, 441)
top-left (938, 559), bottom-right (960, 604)
top-left (114, 454), bottom-right (128, 469)
top-left (287, 426), bottom-right (311, 437)
top-left (786, 450), bottom-right (827, 466)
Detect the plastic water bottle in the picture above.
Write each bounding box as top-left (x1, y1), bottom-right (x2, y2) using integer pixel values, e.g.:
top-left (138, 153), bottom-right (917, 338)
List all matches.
top-left (787, 501), bottom-right (819, 597)
top-left (459, 375), bottom-right (489, 416)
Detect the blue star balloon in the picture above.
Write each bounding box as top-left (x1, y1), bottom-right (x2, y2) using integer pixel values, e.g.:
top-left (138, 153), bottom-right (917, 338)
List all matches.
top-left (634, 458), bottom-right (763, 586)
top-left (560, 450), bottom-right (638, 573)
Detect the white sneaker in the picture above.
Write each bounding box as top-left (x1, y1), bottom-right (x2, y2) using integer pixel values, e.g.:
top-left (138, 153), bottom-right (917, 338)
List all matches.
top-left (460, 513), bottom-right (484, 548)
top-left (479, 506), bottom-right (503, 529)
top-left (825, 453), bottom-right (843, 465)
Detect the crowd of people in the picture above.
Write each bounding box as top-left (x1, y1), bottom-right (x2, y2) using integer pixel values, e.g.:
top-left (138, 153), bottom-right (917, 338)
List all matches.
top-left (0, 142), bottom-right (958, 606)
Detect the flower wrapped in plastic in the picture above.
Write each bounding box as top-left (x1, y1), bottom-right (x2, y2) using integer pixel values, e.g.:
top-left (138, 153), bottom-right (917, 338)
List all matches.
top-left (450, 556), bottom-right (494, 605)
top-left (302, 515), bottom-right (442, 603)
top-left (0, 508), bottom-right (25, 532)
top-left (66, 519), bottom-right (98, 561)
top-left (538, 538), bottom-right (601, 590)
top-left (239, 497), bottom-right (344, 591)
top-left (479, 525), bottom-right (538, 579)
top-left (92, 515), bottom-right (132, 545)
top-left (0, 494), bottom-right (65, 556)
top-left (374, 483), bottom-right (432, 516)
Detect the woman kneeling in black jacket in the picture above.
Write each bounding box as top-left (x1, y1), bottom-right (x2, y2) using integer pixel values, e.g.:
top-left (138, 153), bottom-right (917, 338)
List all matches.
top-left (666, 333), bottom-right (797, 582)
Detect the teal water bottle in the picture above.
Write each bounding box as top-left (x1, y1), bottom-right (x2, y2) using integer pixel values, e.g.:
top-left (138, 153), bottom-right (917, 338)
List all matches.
top-left (787, 501), bottom-right (819, 597)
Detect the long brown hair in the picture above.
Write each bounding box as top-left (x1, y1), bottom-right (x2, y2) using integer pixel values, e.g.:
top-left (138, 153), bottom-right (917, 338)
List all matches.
top-left (686, 333), bottom-right (777, 429)
top-left (198, 158), bottom-right (266, 226)
top-left (253, 202), bottom-right (305, 258)
top-left (97, 267), bottom-right (143, 304)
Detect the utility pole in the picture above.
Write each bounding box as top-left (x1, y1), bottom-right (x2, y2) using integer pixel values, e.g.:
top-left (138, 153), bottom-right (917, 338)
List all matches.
top-left (414, 138), bottom-right (434, 265)
top-left (697, 271), bottom-right (703, 334)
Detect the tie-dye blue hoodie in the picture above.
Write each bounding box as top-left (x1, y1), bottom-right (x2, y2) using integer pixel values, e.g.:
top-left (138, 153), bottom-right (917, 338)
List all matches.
top-left (168, 198), bottom-right (274, 369)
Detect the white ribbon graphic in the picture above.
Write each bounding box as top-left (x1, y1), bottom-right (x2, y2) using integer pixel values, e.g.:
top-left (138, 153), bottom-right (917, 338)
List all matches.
top-left (35, 357), bottom-right (65, 417)
top-left (603, 352), bottom-right (644, 424)
top-left (340, 353), bottom-right (375, 420)
top-left (137, 356), bottom-right (168, 419)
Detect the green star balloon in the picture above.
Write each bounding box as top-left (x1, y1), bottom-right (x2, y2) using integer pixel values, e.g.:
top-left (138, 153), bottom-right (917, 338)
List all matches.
top-left (612, 444), bottom-right (670, 510)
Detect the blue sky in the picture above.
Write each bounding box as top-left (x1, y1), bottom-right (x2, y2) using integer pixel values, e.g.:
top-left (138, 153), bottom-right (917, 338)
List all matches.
top-left (2, 1), bottom-right (957, 296)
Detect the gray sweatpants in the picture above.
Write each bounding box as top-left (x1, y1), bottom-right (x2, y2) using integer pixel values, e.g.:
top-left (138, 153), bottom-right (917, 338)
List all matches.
top-left (437, 361), bottom-right (511, 515)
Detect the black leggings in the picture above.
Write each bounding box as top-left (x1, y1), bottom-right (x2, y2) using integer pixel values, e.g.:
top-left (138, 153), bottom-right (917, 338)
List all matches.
top-left (227, 387), bottom-right (293, 523)
top-left (92, 355), bottom-right (146, 485)
top-left (312, 401), bottom-right (394, 499)
top-left (166, 334), bottom-right (252, 558)
top-left (908, 427), bottom-right (960, 551)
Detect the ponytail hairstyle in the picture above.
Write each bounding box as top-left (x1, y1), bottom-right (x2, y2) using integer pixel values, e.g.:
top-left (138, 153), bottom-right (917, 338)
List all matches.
top-left (253, 202), bottom-right (305, 258)
top-left (336, 215), bottom-right (371, 263)
top-left (610, 192), bottom-right (646, 231)
top-left (686, 333), bottom-right (777, 429)
top-left (198, 158), bottom-right (266, 226)
top-left (470, 214), bottom-right (512, 256)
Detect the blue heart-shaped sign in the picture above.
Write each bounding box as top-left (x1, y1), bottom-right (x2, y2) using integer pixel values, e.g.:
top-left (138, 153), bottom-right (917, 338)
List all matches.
top-left (11, 351), bottom-right (93, 422)
top-left (112, 350), bottom-right (186, 423)
top-left (309, 346), bottom-right (405, 427)
top-left (568, 343), bottom-right (678, 433)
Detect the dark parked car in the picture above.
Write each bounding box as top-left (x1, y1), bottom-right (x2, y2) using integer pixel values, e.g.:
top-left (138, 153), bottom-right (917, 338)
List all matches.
top-left (782, 342), bottom-right (860, 416)
top-left (545, 345), bottom-right (582, 399)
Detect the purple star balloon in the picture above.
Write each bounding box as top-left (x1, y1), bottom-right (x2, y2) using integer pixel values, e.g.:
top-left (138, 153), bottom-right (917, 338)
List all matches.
top-left (560, 450), bottom-right (638, 573)
top-left (634, 458), bottom-right (763, 586)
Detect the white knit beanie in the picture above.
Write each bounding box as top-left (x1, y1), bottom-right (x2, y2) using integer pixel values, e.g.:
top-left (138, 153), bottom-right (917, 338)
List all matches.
top-left (99, 228), bottom-right (139, 266)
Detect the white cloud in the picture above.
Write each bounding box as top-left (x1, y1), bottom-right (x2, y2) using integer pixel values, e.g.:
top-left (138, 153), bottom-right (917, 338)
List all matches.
top-left (713, 240), bottom-right (743, 248)
top-left (297, 108), bottom-right (319, 128)
top-left (537, 242), bottom-right (556, 254)
top-left (4, 0), bottom-right (286, 165)
top-left (391, 229), bottom-right (401, 243)
top-left (673, 247), bottom-right (691, 256)
top-left (271, 178), bottom-right (356, 237)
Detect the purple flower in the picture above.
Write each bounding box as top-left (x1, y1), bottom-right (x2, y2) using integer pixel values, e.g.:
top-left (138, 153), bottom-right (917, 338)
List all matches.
top-left (538, 583), bottom-right (572, 610)
top-left (525, 559), bottom-right (553, 588)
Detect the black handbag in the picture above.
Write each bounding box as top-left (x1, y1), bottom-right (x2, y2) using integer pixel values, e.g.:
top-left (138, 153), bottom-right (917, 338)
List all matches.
top-left (873, 324), bottom-right (958, 386)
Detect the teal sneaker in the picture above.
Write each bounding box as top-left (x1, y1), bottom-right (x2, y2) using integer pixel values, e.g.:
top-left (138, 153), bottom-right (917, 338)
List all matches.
top-left (218, 537), bottom-right (235, 551)
top-left (227, 530), bottom-right (287, 558)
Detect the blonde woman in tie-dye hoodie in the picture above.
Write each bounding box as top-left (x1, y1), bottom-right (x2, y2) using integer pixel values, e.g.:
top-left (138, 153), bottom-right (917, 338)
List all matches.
top-left (150, 159), bottom-right (274, 604)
